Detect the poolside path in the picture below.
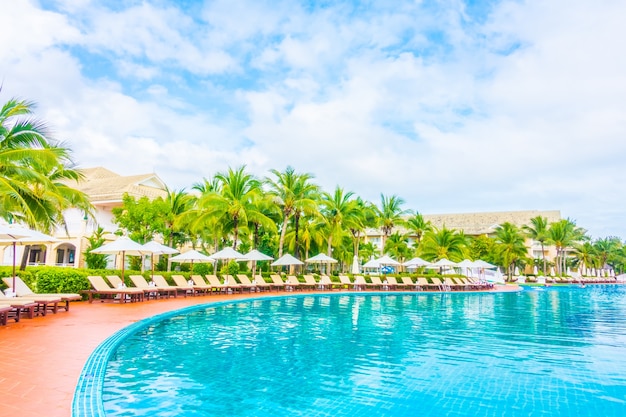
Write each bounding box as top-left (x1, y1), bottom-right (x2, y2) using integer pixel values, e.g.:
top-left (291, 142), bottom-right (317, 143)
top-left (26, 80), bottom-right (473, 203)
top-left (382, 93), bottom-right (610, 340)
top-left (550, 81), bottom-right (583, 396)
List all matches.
top-left (0, 285), bottom-right (517, 417)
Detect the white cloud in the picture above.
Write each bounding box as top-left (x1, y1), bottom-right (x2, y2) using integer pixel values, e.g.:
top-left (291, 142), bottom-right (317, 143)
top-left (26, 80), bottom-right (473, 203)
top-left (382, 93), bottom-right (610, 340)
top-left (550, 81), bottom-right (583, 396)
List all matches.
top-left (3, 0), bottom-right (626, 240)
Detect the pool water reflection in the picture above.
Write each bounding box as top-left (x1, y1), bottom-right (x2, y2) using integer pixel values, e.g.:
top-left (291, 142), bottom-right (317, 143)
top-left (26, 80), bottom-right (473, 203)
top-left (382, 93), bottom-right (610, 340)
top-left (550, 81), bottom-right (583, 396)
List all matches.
top-left (103, 286), bottom-right (626, 416)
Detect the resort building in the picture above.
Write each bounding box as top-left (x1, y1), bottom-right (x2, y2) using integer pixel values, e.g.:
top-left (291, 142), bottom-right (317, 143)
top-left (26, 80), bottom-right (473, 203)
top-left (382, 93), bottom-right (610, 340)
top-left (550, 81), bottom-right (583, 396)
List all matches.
top-left (364, 209), bottom-right (562, 261)
top-left (1, 167), bottom-right (168, 269)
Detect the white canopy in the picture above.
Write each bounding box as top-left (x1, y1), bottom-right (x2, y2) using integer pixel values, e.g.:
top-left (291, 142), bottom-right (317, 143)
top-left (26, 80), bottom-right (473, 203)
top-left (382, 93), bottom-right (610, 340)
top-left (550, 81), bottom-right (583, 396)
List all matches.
top-left (271, 254), bottom-right (304, 266)
top-left (456, 259), bottom-right (476, 268)
top-left (403, 257), bottom-right (431, 267)
top-left (473, 259), bottom-right (497, 269)
top-left (170, 249), bottom-right (213, 263)
top-left (209, 247), bottom-right (246, 260)
top-left (306, 253), bottom-right (338, 263)
top-left (428, 258), bottom-right (457, 267)
top-left (91, 236), bottom-right (149, 256)
top-left (243, 249), bottom-right (274, 261)
top-left (0, 224), bottom-right (35, 240)
top-left (142, 240), bottom-right (178, 255)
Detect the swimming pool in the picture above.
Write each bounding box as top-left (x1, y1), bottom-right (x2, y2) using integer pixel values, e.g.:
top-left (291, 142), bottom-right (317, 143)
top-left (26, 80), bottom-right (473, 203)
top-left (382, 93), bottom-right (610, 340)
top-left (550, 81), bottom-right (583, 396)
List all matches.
top-left (78, 286), bottom-right (626, 416)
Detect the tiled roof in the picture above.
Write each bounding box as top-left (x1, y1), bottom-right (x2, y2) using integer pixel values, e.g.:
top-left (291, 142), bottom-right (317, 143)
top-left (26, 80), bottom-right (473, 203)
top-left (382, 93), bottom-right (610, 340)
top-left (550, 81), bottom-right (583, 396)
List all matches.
top-left (422, 210), bottom-right (562, 235)
top-left (368, 210), bottom-right (562, 236)
top-left (64, 166), bottom-right (168, 203)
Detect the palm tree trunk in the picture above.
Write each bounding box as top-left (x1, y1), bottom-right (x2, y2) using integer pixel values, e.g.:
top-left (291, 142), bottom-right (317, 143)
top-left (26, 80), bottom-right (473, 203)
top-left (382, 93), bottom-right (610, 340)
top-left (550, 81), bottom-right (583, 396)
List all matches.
top-left (278, 214), bottom-right (288, 257)
top-left (541, 242), bottom-right (546, 274)
top-left (232, 217), bottom-right (239, 250)
top-left (294, 213), bottom-right (301, 258)
top-left (327, 235), bottom-right (333, 257)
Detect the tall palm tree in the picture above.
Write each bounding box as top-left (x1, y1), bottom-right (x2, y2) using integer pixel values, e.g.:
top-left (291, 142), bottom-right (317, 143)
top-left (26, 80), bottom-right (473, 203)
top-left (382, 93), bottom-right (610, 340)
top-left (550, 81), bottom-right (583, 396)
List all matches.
top-left (405, 211), bottom-right (433, 250)
top-left (494, 222), bottom-right (528, 280)
top-left (549, 218), bottom-right (586, 275)
top-left (319, 186), bottom-right (360, 257)
top-left (284, 217), bottom-right (325, 261)
top-left (265, 166), bottom-right (318, 258)
top-left (522, 216), bottom-right (550, 275)
top-left (0, 95), bottom-right (92, 229)
top-left (384, 231), bottom-right (411, 264)
top-left (162, 188), bottom-right (194, 249)
top-left (347, 197), bottom-right (378, 272)
top-left (593, 237), bottom-right (620, 273)
top-left (572, 241), bottom-right (597, 274)
top-left (191, 166), bottom-right (273, 250)
top-left (419, 227), bottom-right (467, 262)
top-left (377, 194), bottom-right (409, 255)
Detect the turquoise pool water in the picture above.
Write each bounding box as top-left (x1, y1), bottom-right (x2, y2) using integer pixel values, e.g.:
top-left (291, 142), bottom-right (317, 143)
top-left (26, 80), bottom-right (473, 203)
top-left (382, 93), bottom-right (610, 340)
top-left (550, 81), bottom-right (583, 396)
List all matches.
top-left (100, 286), bottom-right (626, 416)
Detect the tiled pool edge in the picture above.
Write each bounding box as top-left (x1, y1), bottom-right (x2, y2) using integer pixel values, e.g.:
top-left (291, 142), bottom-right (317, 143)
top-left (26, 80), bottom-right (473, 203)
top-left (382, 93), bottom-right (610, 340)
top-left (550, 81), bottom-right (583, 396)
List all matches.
top-left (71, 302), bottom-right (213, 417)
top-left (71, 289), bottom-right (522, 416)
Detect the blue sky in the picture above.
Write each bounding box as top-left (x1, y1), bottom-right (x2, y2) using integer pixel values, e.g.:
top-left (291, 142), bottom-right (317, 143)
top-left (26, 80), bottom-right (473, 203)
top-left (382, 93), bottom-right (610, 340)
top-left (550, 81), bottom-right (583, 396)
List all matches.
top-left (3, 0), bottom-right (626, 239)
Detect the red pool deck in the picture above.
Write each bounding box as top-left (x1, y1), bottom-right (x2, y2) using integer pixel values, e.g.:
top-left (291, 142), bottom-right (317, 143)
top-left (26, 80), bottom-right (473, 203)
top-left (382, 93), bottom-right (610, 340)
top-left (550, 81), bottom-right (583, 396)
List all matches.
top-left (0, 286), bottom-right (517, 417)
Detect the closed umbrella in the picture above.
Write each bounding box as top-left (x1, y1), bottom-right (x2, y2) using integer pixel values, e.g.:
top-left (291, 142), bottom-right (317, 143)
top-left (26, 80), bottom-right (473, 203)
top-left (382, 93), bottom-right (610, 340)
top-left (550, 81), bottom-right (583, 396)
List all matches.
top-left (91, 236), bottom-right (151, 281)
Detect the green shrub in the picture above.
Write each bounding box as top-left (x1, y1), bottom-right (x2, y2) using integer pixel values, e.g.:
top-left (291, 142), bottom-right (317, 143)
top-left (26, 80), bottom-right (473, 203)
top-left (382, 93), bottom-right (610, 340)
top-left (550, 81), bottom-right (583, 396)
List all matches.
top-left (192, 263), bottom-right (213, 275)
top-left (36, 267), bottom-right (90, 294)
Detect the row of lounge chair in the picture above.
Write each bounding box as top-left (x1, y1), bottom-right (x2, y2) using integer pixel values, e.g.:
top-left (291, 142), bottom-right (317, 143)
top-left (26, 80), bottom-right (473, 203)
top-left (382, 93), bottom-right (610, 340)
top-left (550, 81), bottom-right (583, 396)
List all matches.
top-left (83, 274), bottom-right (494, 303)
top-left (0, 277), bottom-right (81, 326)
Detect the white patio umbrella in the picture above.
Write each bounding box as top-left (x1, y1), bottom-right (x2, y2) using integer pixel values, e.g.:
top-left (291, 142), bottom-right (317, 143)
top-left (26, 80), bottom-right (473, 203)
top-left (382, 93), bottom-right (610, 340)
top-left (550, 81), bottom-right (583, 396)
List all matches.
top-left (306, 253), bottom-right (338, 274)
top-left (243, 249), bottom-right (273, 275)
top-left (471, 259), bottom-right (497, 280)
top-left (170, 249), bottom-right (213, 273)
top-left (271, 254), bottom-right (304, 267)
top-left (363, 255), bottom-right (400, 274)
top-left (209, 247), bottom-right (246, 261)
top-left (0, 225), bottom-right (59, 292)
top-left (403, 257), bottom-right (431, 268)
top-left (427, 258), bottom-right (457, 275)
top-left (91, 236), bottom-right (151, 281)
top-left (375, 255), bottom-right (401, 266)
top-left (0, 224), bottom-right (31, 240)
top-left (456, 259), bottom-right (476, 277)
top-left (473, 260), bottom-right (497, 269)
top-left (142, 241), bottom-right (179, 279)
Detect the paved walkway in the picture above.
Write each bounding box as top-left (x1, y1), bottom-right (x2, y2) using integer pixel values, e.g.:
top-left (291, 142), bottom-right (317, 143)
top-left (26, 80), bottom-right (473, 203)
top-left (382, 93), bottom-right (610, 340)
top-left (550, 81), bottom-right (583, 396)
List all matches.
top-left (0, 286), bottom-right (517, 417)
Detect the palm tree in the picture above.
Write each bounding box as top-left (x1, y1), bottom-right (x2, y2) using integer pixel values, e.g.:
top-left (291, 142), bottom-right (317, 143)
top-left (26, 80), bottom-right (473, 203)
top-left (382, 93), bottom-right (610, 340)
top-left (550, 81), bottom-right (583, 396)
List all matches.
top-left (549, 218), bottom-right (586, 275)
top-left (191, 166), bottom-right (273, 250)
top-left (405, 211), bottom-right (432, 250)
top-left (494, 222), bottom-right (528, 280)
top-left (377, 194), bottom-right (409, 255)
top-left (419, 227), bottom-right (467, 262)
top-left (284, 217), bottom-right (325, 260)
top-left (358, 241), bottom-right (377, 264)
top-left (572, 241), bottom-right (597, 274)
top-left (522, 216), bottom-right (550, 275)
top-left (347, 197), bottom-right (378, 272)
top-left (0, 95), bottom-right (92, 229)
top-left (384, 231), bottom-right (412, 264)
top-left (319, 186), bottom-right (361, 257)
top-left (593, 237), bottom-right (621, 274)
top-left (265, 167), bottom-right (318, 258)
top-left (162, 188), bottom-right (194, 249)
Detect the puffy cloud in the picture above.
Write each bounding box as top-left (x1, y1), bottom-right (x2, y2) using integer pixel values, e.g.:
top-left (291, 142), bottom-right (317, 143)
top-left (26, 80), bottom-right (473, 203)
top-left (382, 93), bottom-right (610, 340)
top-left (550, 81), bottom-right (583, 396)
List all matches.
top-left (4, 0), bottom-right (626, 239)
